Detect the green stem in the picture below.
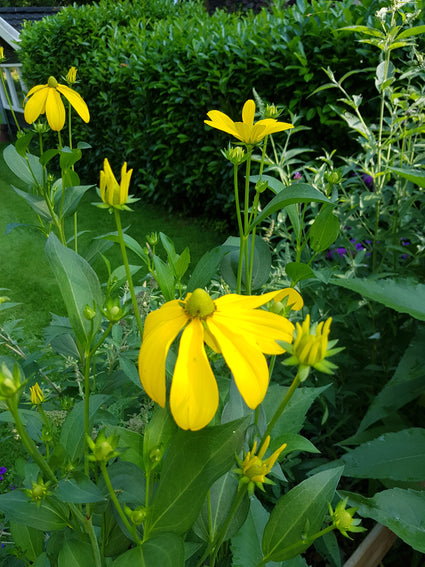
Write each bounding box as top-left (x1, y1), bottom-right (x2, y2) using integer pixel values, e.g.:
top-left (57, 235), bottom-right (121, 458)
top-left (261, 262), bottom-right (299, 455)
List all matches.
top-left (7, 399), bottom-right (57, 483)
top-left (100, 462), bottom-right (142, 545)
top-left (83, 350), bottom-right (92, 478)
top-left (114, 208), bottom-right (144, 337)
top-left (260, 371), bottom-right (301, 447)
top-left (69, 503), bottom-right (103, 567)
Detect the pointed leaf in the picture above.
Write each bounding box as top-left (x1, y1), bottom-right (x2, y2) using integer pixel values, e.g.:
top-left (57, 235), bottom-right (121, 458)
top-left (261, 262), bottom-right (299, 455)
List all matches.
top-left (388, 166), bottom-right (425, 188)
top-left (45, 233), bottom-right (103, 346)
top-left (330, 277), bottom-right (425, 320)
top-left (153, 255), bottom-right (175, 301)
top-left (187, 245), bottom-right (228, 292)
top-left (262, 467), bottom-right (343, 562)
top-left (0, 491), bottom-right (69, 531)
top-left (3, 144), bottom-right (43, 186)
top-left (9, 521), bottom-right (44, 562)
top-left (11, 185), bottom-right (52, 221)
top-left (112, 533), bottom-right (185, 566)
top-left (251, 184), bottom-right (332, 228)
top-left (56, 474), bottom-right (106, 504)
top-left (58, 537), bottom-right (93, 567)
top-left (308, 206), bottom-right (340, 252)
top-left (145, 417), bottom-right (248, 537)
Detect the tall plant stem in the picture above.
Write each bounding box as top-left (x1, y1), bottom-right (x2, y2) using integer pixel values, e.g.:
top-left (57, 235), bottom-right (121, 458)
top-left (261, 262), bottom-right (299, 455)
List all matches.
top-left (114, 208), bottom-right (144, 338)
top-left (260, 371), bottom-right (301, 447)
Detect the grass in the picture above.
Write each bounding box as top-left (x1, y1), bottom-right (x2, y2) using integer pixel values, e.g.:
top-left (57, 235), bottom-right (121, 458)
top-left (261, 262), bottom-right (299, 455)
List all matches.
top-left (0, 142), bottom-right (224, 339)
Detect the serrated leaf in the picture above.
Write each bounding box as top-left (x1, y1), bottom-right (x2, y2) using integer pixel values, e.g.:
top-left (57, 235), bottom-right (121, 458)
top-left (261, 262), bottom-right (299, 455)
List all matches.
top-left (343, 488), bottom-right (425, 552)
top-left (330, 277), bottom-right (425, 320)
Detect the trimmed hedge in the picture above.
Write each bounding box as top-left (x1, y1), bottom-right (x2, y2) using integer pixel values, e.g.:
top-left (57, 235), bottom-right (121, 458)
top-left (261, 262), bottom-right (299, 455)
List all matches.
top-left (18, 0), bottom-right (380, 217)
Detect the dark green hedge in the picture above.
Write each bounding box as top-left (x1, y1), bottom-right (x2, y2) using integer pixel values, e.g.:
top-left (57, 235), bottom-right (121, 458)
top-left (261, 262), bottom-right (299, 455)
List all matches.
top-left (18, 0), bottom-right (380, 217)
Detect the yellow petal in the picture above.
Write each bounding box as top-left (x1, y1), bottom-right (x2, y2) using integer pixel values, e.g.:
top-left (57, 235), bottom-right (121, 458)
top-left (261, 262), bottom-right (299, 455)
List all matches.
top-left (213, 309), bottom-right (294, 354)
top-left (204, 110), bottom-right (239, 138)
top-left (138, 307), bottom-right (187, 407)
top-left (215, 288), bottom-right (303, 311)
top-left (45, 88), bottom-right (65, 131)
top-left (142, 300), bottom-right (187, 338)
top-left (206, 318), bottom-right (269, 409)
top-left (57, 84), bottom-right (90, 123)
top-left (24, 83), bottom-right (47, 101)
top-left (242, 99), bottom-right (256, 125)
top-left (24, 87), bottom-right (48, 124)
top-left (170, 319), bottom-right (219, 430)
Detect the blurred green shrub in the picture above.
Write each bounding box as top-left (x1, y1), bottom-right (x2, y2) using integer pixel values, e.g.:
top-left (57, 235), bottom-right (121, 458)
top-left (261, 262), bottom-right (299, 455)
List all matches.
top-left (18, 0), bottom-right (380, 217)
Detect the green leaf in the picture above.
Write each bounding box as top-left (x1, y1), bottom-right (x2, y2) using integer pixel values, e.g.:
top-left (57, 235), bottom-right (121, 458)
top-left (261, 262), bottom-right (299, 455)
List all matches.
top-left (187, 245), bottom-right (228, 292)
top-left (0, 492), bottom-right (69, 531)
top-left (112, 533), bottom-right (185, 566)
top-left (97, 232), bottom-right (149, 265)
top-left (397, 25), bottom-right (425, 40)
top-left (145, 417), bottom-right (248, 537)
top-left (193, 472), bottom-right (249, 543)
top-left (220, 235), bottom-right (271, 290)
top-left (60, 395), bottom-right (109, 462)
top-left (285, 262), bottom-right (316, 285)
top-left (343, 488), bottom-right (425, 552)
top-left (105, 424), bottom-right (144, 469)
top-left (45, 233), bottom-right (104, 346)
top-left (174, 246), bottom-right (191, 280)
top-left (308, 205), bottom-right (340, 252)
top-left (263, 384), bottom-right (331, 437)
top-left (338, 25), bottom-right (385, 38)
top-left (3, 144), bottom-right (43, 186)
top-left (143, 405), bottom-right (176, 474)
top-left (333, 428), bottom-right (425, 482)
top-left (58, 536), bottom-right (94, 567)
top-left (15, 132), bottom-right (35, 157)
top-left (270, 433), bottom-right (320, 456)
top-left (153, 255), bottom-right (176, 301)
top-left (231, 496), bottom-right (270, 567)
top-left (330, 277), bottom-right (425, 321)
top-left (59, 146), bottom-right (82, 170)
top-left (98, 460), bottom-right (146, 507)
top-left (9, 520), bottom-right (44, 562)
top-left (388, 166), bottom-right (425, 188)
top-left (56, 474), bottom-right (106, 504)
top-left (57, 185), bottom-right (94, 217)
top-left (251, 183), bottom-right (332, 228)
top-left (262, 467), bottom-right (343, 562)
top-left (357, 327), bottom-right (425, 433)
top-left (11, 186), bottom-right (52, 221)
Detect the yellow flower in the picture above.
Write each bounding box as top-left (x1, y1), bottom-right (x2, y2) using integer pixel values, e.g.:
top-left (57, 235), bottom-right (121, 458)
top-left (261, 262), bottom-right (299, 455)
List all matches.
top-left (328, 498), bottom-right (366, 539)
top-left (138, 287), bottom-right (303, 430)
top-left (99, 158), bottom-right (133, 208)
top-left (282, 314), bottom-right (343, 381)
top-left (30, 382), bottom-right (44, 405)
top-left (205, 99), bottom-right (293, 145)
top-left (24, 75), bottom-right (90, 131)
top-left (235, 435), bottom-right (287, 496)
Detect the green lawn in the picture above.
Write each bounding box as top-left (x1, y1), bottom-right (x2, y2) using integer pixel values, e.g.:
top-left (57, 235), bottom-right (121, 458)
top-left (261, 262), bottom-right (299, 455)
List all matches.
top-left (0, 142), bottom-right (224, 338)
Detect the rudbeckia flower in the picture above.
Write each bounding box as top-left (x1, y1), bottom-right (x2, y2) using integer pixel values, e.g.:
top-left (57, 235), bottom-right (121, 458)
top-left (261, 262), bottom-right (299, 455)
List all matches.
top-left (24, 75), bottom-right (90, 131)
top-left (204, 99), bottom-right (293, 145)
top-left (138, 287), bottom-right (303, 430)
top-left (99, 158), bottom-right (133, 208)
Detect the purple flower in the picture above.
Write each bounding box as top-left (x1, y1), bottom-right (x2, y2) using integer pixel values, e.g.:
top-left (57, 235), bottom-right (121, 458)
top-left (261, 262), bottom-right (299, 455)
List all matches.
top-left (293, 171), bottom-right (302, 180)
top-left (361, 173), bottom-right (374, 190)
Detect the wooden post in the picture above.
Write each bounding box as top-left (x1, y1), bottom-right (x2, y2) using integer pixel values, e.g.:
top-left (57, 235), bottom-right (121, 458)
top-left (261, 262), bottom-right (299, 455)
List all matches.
top-left (343, 523), bottom-right (398, 567)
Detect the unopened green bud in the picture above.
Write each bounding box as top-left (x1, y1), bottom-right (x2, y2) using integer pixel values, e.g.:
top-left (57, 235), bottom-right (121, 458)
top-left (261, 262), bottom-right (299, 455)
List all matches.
top-left (125, 505), bottom-right (148, 525)
top-left (222, 146), bottom-right (246, 166)
top-left (255, 179), bottom-right (268, 193)
top-left (264, 104), bottom-right (280, 119)
top-left (103, 297), bottom-right (124, 322)
top-left (83, 304), bottom-right (97, 320)
top-left (0, 363), bottom-right (21, 399)
top-left (326, 171), bottom-right (341, 185)
top-left (87, 429), bottom-right (120, 463)
top-left (47, 76), bottom-right (58, 88)
top-left (146, 232), bottom-right (159, 246)
top-left (149, 447), bottom-right (162, 464)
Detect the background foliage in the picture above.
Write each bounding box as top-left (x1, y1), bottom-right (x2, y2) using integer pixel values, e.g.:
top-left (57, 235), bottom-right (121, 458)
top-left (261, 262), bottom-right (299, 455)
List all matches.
top-left (17, 0), bottom-right (382, 217)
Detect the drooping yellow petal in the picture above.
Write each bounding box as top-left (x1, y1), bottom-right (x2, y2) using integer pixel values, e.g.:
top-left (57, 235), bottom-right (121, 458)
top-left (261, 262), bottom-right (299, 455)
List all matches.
top-left (57, 84), bottom-right (90, 123)
top-left (142, 300), bottom-right (187, 338)
top-left (24, 83), bottom-right (48, 100)
top-left (215, 288), bottom-right (303, 311)
top-left (45, 88), bottom-right (65, 131)
top-left (24, 86), bottom-right (48, 124)
top-left (212, 309), bottom-right (294, 354)
top-left (206, 318), bottom-right (269, 409)
top-left (170, 319), bottom-right (219, 430)
top-left (138, 307), bottom-right (188, 407)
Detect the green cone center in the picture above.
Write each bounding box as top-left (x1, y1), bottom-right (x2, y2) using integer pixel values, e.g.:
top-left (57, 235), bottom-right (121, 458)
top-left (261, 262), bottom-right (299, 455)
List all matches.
top-left (185, 289), bottom-right (216, 319)
top-left (48, 76), bottom-right (58, 88)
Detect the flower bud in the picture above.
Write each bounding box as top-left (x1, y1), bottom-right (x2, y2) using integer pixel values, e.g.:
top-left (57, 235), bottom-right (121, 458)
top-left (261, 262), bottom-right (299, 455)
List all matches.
top-left (30, 382), bottom-right (44, 405)
top-left (102, 297), bottom-right (124, 322)
top-left (264, 104), bottom-right (280, 119)
top-left (222, 146), bottom-right (246, 166)
top-left (255, 179), bottom-right (269, 194)
top-left (0, 47), bottom-right (4, 62)
top-left (66, 66), bottom-right (77, 85)
top-left (146, 232), bottom-right (159, 246)
top-left (83, 304), bottom-right (97, 320)
top-left (125, 505), bottom-right (148, 525)
top-left (87, 429), bottom-right (120, 463)
top-left (0, 363), bottom-right (21, 399)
